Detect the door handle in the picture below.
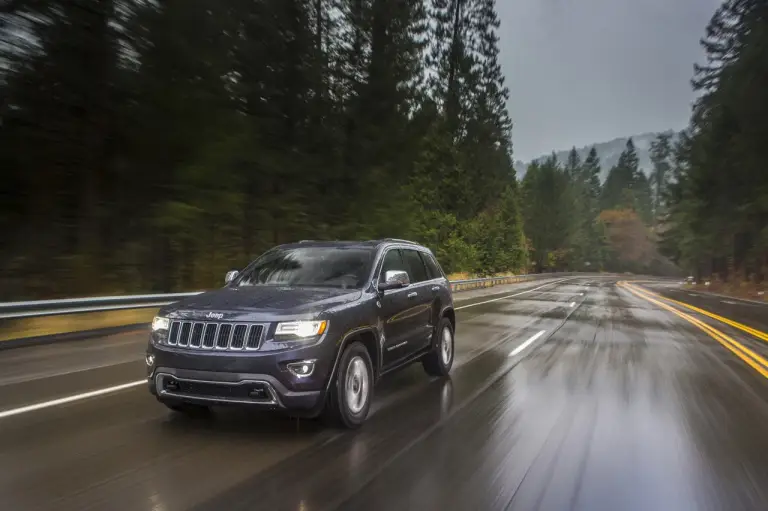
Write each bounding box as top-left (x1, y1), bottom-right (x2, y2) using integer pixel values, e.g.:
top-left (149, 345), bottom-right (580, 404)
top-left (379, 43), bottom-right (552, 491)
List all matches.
top-left (431, 286), bottom-right (440, 292)
top-left (407, 292), bottom-right (418, 299)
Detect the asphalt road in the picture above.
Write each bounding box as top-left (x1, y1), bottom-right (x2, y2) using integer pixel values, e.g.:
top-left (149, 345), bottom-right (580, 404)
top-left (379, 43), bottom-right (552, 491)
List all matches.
top-left (1, 276), bottom-right (767, 511)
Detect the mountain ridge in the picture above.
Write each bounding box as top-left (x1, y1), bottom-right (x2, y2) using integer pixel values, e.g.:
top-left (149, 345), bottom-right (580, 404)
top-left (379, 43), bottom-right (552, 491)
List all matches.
top-left (514, 129), bottom-right (683, 181)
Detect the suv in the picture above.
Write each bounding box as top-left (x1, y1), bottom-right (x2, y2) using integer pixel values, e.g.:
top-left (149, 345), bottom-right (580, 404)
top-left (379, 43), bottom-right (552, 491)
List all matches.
top-left (145, 239), bottom-right (455, 428)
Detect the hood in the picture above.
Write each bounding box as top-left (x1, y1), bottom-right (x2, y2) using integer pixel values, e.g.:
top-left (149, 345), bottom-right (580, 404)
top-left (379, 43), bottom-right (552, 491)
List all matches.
top-left (162, 285), bottom-right (362, 319)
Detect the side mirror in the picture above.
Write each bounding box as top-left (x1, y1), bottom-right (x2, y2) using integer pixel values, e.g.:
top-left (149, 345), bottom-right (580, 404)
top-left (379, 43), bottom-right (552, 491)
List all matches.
top-left (378, 270), bottom-right (410, 291)
top-left (225, 270), bottom-right (240, 284)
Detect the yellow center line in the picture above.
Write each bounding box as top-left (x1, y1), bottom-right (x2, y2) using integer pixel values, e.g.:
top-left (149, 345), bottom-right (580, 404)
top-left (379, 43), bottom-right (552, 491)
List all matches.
top-left (617, 281), bottom-right (768, 379)
top-left (624, 281), bottom-right (768, 343)
top-left (622, 283), bottom-right (768, 368)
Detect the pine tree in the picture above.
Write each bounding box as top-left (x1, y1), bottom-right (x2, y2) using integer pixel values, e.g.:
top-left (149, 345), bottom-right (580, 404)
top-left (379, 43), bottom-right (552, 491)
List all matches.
top-left (633, 171), bottom-right (654, 226)
top-left (582, 146), bottom-right (602, 202)
top-left (522, 156), bottom-right (573, 271)
top-left (601, 139), bottom-right (637, 211)
top-left (667, 0), bottom-right (768, 282)
top-left (649, 132), bottom-right (672, 222)
top-left (461, 0), bottom-right (514, 217)
top-left (428, 0), bottom-right (475, 138)
top-left (564, 147), bottom-right (581, 178)
top-left (563, 147), bottom-right (588, 268)
top-left (425, 0), bottom-right (515, 221)
top-left (581, 147), bottom-right (606, 268)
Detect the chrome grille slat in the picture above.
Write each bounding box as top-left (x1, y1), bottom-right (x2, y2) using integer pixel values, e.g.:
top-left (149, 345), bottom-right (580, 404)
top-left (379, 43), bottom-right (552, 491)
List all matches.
top-left (179, 322), bottom-right (191, 347)
top-left (168, 322), bottom-right (180, 346)
top-left (166, 320), bottom-right (265, 352)
top-left (190, 323), bottom-right (204, 347)
top-left (202, 323), bottom-right (217, 349)
top-left (216, 323), bottom-right (233, 349)
top-left (231, 324), bottom-right (247, 349)
top-left (246, 325), bottom-right (263, 350)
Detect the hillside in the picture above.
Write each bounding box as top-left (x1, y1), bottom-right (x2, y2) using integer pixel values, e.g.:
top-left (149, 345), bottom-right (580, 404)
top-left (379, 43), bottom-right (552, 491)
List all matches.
top-left (514, 130), bottom-right (683, 181)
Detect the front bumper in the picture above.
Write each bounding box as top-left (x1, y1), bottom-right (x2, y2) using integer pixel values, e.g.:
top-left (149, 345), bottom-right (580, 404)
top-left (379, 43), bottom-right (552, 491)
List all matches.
top-left (149, 368), bottom-right (323, 412)
top-left (146, 343), bottom-right (332, 414)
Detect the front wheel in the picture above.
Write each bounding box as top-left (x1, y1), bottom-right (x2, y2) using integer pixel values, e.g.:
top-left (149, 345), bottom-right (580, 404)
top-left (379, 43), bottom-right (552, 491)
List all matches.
top-left (323, 341), bottom-right (373, 429)
top-left (422, 317), bottom-right (454, 377)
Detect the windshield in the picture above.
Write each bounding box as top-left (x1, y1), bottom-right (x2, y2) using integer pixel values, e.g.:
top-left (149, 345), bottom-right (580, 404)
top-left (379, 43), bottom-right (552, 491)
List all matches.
top-left (233, 247), bottom-right (374, 289)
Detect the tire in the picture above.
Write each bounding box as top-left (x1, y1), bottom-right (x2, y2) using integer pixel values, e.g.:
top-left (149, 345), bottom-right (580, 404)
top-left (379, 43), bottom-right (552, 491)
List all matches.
top-left (161, 400), bottom-right (210, 417)
top-left (422, 316), bottom-right (454, 377)
top-left (323, 341), bottom-right (374, 429)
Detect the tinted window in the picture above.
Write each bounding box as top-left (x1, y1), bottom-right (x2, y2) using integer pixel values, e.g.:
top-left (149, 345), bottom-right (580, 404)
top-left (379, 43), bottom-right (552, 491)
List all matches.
top-left (402, 249), bottom-right (429, 283)
top-left (419, 252), bottom-right (443, 280)
top-left (379, 249), bottom-right (407, 282)
top-left (234, 247), bottom-right (374, 289)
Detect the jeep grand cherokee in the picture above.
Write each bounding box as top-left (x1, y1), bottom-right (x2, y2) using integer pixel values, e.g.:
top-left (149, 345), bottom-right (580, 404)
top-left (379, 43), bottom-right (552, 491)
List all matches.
top-left (145, 239), bottom-right (456, 428)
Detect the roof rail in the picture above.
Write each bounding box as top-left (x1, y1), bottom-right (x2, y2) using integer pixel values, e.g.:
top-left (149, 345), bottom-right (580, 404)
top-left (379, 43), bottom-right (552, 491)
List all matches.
top-left (381, 238), bottom-right (419, 245)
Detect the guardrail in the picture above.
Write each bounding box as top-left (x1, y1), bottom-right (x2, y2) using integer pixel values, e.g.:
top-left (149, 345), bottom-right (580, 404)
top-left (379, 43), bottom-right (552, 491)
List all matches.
top-left (0, 292), bottom-right (206, 320)
top-left (0, 273), bottom-right (573, 347)
top-left (449, 273), bottom-right (559, 292)
top-left (1, 273), bottom-right (562, 321)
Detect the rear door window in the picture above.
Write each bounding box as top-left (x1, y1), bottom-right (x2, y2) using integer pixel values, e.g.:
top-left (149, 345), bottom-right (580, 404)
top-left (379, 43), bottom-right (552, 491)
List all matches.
top-left (401, 249), bottom-right (429, 283)
top-left (419, 252), bottom-right (444, 280)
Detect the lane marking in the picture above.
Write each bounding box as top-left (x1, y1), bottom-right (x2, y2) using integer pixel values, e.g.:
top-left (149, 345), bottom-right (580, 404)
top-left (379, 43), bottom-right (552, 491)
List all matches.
top-left (618, 282), bottom-right (768, 379)
top-left (509, 330), bottom-right (546, 357)
top-left (455, 279), bottom-right (572, 311)
top-left (0, 380), bottom-right (145, 420)
top-left (626, 282), bottom-right (768, 343)
top-left (569, 302), bottom-right (576, 308)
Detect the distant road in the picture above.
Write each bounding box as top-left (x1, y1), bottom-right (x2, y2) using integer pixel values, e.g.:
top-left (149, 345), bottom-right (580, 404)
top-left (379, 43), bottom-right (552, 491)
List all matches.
top-left (0, 276), bottom-right (767, 510)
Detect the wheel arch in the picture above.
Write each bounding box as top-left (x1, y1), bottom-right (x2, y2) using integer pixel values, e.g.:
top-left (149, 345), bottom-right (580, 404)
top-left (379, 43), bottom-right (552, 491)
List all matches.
top-left (325, 326), bottom-right (382, 392)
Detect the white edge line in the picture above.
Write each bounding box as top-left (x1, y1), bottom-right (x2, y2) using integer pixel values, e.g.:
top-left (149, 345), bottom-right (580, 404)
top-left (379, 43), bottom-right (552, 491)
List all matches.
top-left (454, 279), bottom-right (568, 310)
top-left (569, 301), bottom-right (576, 308)
top-left (509, 330), bottom-right (546, 357)
top-left (0, 380), bottom-right (146, 420)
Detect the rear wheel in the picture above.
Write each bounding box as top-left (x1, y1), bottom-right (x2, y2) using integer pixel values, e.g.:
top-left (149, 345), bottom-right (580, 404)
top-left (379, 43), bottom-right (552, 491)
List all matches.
top-left (323, 341), bottom-right (373, 429)
top-left (422, 317), bottom-right (454, 377)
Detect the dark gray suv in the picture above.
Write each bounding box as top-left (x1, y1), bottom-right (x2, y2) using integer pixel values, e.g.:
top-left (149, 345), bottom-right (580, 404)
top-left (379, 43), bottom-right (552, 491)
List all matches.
top-left (145, 239), bottom-right (456, 428)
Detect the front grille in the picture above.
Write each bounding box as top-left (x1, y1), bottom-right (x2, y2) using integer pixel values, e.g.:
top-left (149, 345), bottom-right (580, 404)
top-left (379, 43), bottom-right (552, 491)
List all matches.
top-left (166, 320), bottom-right (265, 351)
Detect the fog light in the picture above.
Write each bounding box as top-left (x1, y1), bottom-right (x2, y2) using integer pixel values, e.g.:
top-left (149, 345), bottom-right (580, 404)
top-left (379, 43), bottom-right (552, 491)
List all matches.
top-left (287, 360), bottom-right (316, 377)
top-left (145, 354), bottom-right (155, 367)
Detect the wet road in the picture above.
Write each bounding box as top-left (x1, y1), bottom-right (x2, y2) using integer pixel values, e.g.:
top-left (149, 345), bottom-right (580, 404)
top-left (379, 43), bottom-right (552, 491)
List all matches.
top-left (1, 276), bottom-right (767, 511)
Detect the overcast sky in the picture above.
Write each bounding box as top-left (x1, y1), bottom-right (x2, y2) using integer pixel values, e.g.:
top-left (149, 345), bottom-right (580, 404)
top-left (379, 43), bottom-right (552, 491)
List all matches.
top-left (498, 0), bottom-right (722, 162)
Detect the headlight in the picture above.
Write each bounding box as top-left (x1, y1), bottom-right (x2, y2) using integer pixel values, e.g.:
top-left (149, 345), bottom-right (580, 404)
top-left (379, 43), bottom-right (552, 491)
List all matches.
top-left (275, 320), bottom-right (328, 339)
top-left (152, 316), bottom-right (170, 332)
